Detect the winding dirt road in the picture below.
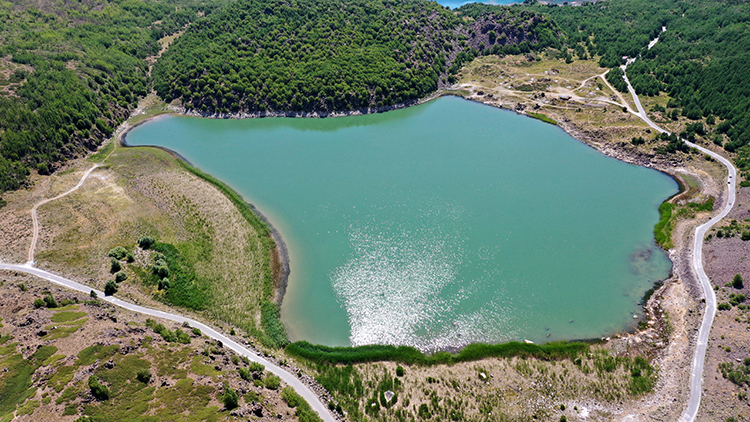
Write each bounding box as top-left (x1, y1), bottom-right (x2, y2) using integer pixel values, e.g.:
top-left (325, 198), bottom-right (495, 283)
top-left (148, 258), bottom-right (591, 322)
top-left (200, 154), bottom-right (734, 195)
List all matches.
top-left (622, 55), bottom-right (736, 422)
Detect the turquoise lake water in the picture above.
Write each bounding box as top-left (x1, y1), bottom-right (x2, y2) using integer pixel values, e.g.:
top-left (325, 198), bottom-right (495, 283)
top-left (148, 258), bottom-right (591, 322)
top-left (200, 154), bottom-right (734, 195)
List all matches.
top-left (125, 96), bottom-right (677, 350)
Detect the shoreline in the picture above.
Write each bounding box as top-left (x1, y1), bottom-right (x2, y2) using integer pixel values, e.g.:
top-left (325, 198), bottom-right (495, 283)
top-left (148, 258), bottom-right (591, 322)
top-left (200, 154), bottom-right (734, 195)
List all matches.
top-left (113, 93), bottom-right (687, 352)
top-left (118, 124), bottom-right (292, 307)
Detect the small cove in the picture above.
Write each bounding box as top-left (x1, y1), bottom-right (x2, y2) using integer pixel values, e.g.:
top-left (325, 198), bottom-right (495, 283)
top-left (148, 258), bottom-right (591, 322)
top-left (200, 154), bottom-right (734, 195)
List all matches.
top-left (125, 96), bottom-right (677, 350)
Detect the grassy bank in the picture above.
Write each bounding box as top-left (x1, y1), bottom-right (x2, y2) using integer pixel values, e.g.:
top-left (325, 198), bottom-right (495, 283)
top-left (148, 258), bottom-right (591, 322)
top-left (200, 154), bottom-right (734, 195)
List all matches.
top-left (527, 112), bottom-right (558, 125)
top-left (655, 197), bottom-right (715, 249)
top-left (174, 159), bottom-right (289, 348)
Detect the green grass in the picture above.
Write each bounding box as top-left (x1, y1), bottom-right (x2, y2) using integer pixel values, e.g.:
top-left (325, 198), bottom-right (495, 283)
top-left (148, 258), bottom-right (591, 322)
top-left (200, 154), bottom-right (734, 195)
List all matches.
top-left (51, 311), bottom-right (87, 323)
top-left (654, 202), bottom-right (675, 249)
top-left (286, 340), bottom-right (589, 366)
top-left (527, 112), bottom-right (557, 125)
top-left (0, 344), bottom-right (57, 415)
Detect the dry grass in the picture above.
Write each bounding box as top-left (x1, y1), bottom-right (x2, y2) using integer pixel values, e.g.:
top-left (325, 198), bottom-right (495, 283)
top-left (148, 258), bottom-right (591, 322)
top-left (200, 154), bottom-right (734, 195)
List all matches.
top-left (30, 142), bottom-right (267, 336)
top-left (317, 347), bottom-right (656, 422)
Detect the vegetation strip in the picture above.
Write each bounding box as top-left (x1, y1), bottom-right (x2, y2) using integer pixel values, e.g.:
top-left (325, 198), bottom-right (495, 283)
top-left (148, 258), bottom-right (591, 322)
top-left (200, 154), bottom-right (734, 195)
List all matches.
top-left (286, 340), bottom-right (588, 365)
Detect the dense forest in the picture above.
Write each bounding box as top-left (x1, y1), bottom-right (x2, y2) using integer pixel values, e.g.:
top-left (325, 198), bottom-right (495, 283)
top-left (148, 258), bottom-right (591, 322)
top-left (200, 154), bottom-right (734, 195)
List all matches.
top-left (0, 0), bottom-right (225, 194)
top-left (152, 0), bottom-right (560, 115)
top-left (3, 0), bottom-right (750, 195)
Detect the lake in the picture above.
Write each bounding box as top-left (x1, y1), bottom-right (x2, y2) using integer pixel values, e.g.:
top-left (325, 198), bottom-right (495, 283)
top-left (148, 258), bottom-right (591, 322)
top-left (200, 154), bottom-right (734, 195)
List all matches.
top-left (125, 96), bottom-right (677, 350)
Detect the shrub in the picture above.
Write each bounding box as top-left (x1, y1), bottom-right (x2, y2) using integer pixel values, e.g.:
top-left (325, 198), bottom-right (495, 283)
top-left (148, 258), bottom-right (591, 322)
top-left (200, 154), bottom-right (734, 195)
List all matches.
top-left (33, 298), bottom-right (45, 308)
top-left (248, 362), bottom-right (265, 373)
top-left (239, 368), bottom-right (251, 381)
top-left (264, 374), bottom-right (281, 390)
top-left (158, 278), bottom-right (170, 290)
top-left (18, 283), bottom-right (27, 292)
top-left (108, 246), bottom-right (128, 260)
top-left (282, 387), bottom-right (302, 407)
top-left (125, 252), bottom-right (135, 263)
top-left (192, 327), bottom-right (202, 336)
top-left (222, 386), bottom-right (239, 410)
top-left (114, 272), bottom-right (128, 283)
top-left (43, 294), bottom-right (59, 308)
top-left (88, 376), bottom-right (110, 400)
top-left (136, 369), bottom-right (151, 383)
top-left (734, 274), bottom-right (744, 289)
top-left (396, 365), bottom-right (405, 377)
top-left (110, 258), bottom-right (121, 273)
top-left (138, 236), bottom-right (156, 249)
top-left (90, 290), bottom-right (98, 299)
top-left (418, 403), bottom-right (430, 419)
top-left (718, 303), bottom-right (732, 311)
top-left (104, 280), bottom-right (118, 296)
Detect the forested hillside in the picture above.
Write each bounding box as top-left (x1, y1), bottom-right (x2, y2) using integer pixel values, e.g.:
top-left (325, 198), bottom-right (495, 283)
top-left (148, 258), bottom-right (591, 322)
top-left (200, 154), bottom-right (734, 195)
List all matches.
top-left (518, 0), bottom-right (750, 162)
top-left (153, 0), bottom-right (560, 115)
top-left (0, 0), bottom-right (224, 194)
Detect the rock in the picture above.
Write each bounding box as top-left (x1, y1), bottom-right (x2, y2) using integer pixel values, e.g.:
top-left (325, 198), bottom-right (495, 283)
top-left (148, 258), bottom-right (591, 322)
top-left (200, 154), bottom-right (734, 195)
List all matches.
top-left (253, 404), bottom-right (263, 417)
top-left (384, 391), bottom-right (395, 403)
top-left (37, 330), bottom-right (47, 337)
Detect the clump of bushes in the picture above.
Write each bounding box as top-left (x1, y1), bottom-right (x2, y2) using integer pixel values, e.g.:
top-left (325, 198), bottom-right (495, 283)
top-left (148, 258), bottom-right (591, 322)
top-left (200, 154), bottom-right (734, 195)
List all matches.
top-left (222, 384), bottom-right (239, 410)
top-left (104, 280), bottom-right (118, 296)
top-left (108, 246), bottom-right (128, 260)
top-left (114, 272), bottom-right (128, 283)
top-left (110, 257), bottom-right (121, 273)
top-left (239, 362), bottom-right (265, 381)
top-left (729, 293), bottom-right (746, 307)
top-left (138, 236), bottom-right (156, 249)
top-left (734, 274), bottom-right (744, 289)
top-left (34, 293), bottom-right (59, 308)
top-left (264, 374), bottom-right (281, 390)
top-left (145, 318), bottom-right (190, 344)
top-left (88, 376), bottom-right (110, 400)
top-left (136, 369), bottom-right (151, 383)
top-left (282, 387), bottom-right (323, 422)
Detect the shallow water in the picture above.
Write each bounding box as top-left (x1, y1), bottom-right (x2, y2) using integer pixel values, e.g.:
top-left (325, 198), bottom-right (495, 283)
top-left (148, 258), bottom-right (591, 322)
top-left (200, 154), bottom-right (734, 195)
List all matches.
top-left (126, 96), bottom-right (677, 350)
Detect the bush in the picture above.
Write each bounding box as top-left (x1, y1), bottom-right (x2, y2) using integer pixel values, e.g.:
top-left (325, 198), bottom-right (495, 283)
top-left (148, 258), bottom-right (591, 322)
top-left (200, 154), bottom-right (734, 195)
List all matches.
top-left (192, 327), bottom-right (202, 336)
top-left (114, 272), bottom-right (127, 283)
top-left (264, 374), bottom-right (281, 390)
top-left (33, 298), bottom-right (45, 308)
top-left (108, 246), bottom-right (128, 260)
top-left (125, 252), bottom-right (135, 263)
top-left (43, 293), bottom-right (59, 308)
top-left (742, 232), bottom-right (750, 241)
top-left (88, 376), bottom-right (110, 400)
top-left (110, 258), bottom-right (121, 273)
top-left (90, 290), bottom-right (98, 299)
top-left (718, 303), bottom-right (732, 311)
top-left (249, 362), bottom-right (265, 373)
top-left (396, 365), bottom-right (405, 377)
top-left (417, 403), bottom-right (430, 419)
top-left (239, 367), bottom-right (251, 381)
top-left (281, 387), bottom-right (302, 407)
top-left (222, 386), bottom-right (239, 410)
top-left (104, 280), bottom-right (118, 296)
top-left (138, 236), bottom-right (156, 249)
top-left (158, 278), bottom-right (170, 290)
top-left (136, 369), bottom-right (151, 383)
top-left (734, 274), bottom-right (744, 289)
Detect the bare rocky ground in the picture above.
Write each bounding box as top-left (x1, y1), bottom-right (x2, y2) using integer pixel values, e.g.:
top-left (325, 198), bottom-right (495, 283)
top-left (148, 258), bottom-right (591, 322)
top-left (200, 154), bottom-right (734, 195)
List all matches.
top-left (0, 270), bottom-right (305, 422)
